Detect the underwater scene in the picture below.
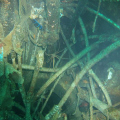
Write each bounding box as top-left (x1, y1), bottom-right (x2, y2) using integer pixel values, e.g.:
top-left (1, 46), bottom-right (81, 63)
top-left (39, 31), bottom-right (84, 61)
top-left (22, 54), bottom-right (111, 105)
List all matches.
top-left (0, 0), bottom-right (120, 120)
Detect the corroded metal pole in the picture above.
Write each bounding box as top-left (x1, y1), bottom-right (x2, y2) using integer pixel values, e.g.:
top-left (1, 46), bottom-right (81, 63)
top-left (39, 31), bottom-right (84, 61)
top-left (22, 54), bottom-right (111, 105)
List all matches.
top-left (25, 50), bottom-right (44, 120)
top-left (46, 0), bottom-right (60, 44)
top-left (58, 41), bottom-right (120, 120)
top-left (35, 43), bottom-right (97, 99)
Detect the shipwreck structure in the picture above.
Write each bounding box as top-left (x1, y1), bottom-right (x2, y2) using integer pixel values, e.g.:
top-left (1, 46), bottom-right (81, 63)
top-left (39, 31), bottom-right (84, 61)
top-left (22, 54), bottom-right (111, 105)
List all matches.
top-left (0, 0), bottom-right (120, 120)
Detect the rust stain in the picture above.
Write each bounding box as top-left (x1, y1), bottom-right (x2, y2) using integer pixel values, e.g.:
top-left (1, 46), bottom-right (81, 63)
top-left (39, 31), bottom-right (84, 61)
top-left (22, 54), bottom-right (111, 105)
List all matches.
top-left (83, 80), bottom-right (89, 84)
top-left (33, 34), bottom-right (36, 39)
top-left (3, 27), bottom-right (16, 57)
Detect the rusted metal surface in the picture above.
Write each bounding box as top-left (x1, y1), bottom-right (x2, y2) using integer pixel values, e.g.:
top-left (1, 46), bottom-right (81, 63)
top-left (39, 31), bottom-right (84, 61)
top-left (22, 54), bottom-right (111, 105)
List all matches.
top-left (46, 0), bottom-right (60, 44)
